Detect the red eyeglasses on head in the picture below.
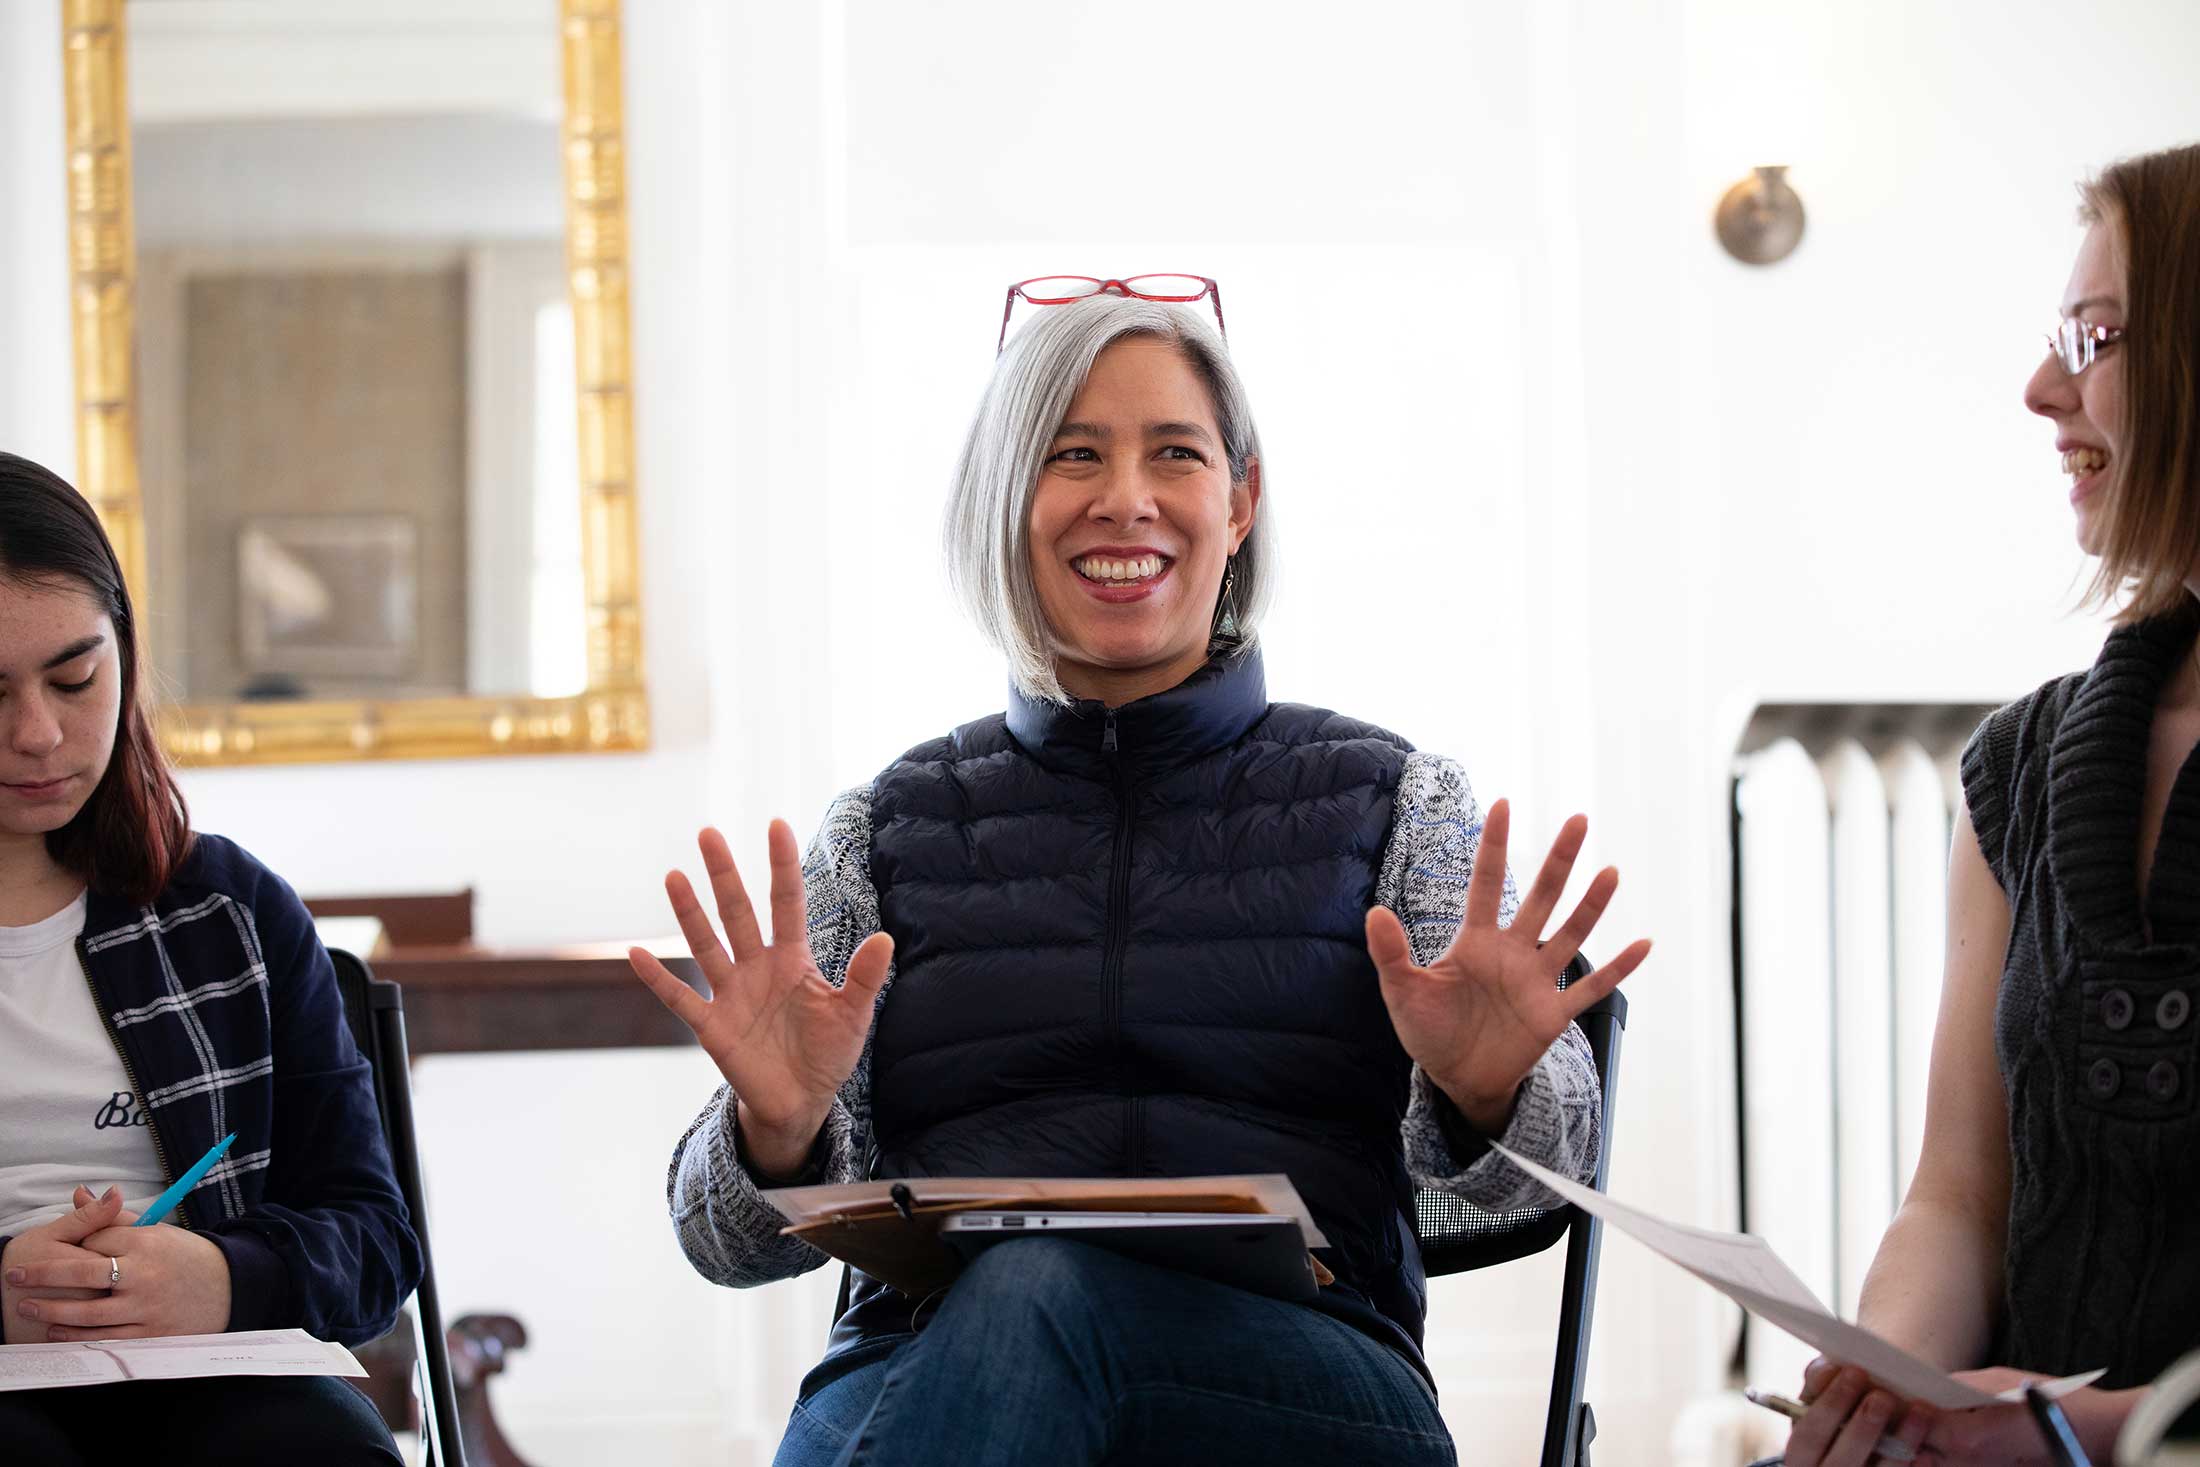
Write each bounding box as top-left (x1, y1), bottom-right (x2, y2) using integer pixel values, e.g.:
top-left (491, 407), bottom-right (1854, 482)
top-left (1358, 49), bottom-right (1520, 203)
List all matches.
top-left (998, 275), bottom-right (1226, 353)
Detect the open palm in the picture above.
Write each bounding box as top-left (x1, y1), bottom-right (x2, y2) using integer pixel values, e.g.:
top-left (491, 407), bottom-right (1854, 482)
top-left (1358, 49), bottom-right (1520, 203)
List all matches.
top-left (1365, 799), bottom-right (1650, 1134)
top-left (629, 821), bottom-right (893, 1148)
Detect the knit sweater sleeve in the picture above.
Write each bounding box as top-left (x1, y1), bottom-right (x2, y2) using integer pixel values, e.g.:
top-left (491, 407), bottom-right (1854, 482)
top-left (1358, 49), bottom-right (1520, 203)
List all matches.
top-left (1380, 751), bottom-right (1603, 1212)
top-left (666, 786), bottom-right (885, 1287)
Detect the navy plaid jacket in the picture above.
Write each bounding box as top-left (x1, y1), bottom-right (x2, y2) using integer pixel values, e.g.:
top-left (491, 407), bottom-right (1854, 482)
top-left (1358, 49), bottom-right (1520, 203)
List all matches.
top-left (2, 834), bottom-right (421, 1345)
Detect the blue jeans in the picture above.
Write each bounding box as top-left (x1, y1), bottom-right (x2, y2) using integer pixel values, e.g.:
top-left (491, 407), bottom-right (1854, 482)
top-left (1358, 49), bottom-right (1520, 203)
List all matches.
top-left (774, 1238), bottom-right (1457, 1467)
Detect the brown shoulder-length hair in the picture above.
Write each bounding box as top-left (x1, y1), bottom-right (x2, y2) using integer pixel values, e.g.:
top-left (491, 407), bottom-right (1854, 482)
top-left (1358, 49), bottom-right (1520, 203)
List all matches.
top-left (0, 452), bottom-right (191, 903)
top-left (2078, 142), bottom-right (2200, 623)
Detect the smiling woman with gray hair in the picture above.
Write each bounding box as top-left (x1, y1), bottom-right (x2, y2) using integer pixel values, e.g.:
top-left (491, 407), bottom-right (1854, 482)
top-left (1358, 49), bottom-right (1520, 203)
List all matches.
top-left (630, 281), bottom-right (1651, 1467)
top-left (944, 290), bottom-right (1275, 704)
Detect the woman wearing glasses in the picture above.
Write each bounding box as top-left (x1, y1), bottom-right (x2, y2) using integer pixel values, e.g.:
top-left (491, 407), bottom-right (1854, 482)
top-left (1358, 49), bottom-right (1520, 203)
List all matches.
top-left (631, 278), bottom-right (1650, 1466)
top-left (1784, 142), bottom-right (2200, 1467)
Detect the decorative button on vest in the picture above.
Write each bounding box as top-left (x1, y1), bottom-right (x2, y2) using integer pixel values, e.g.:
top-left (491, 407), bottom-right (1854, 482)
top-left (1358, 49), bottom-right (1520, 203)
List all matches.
top-left (2159, 990), bottom-right (2192, 1031)
top-left (2088, 1057), bottom-right (2123, 1099)
top-left (2147, 1060), bottom-right (2181, 1103)
top-left (2103, 988), bottom-right (2136, 1030)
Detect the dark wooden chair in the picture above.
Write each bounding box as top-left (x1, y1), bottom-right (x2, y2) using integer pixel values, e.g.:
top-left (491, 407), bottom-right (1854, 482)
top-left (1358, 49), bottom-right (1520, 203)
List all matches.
top-left (355, 1313), bottom-right (538, 1467)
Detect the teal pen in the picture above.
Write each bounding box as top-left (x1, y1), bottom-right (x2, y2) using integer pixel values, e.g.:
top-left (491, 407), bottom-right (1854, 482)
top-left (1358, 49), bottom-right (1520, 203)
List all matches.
top-left (134, 1133), bottom-right (235, 1227)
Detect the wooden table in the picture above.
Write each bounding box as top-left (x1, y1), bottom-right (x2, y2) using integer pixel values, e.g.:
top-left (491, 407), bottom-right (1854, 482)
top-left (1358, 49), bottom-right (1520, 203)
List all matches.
top-left (367, 942), bottom-right (704, 1057)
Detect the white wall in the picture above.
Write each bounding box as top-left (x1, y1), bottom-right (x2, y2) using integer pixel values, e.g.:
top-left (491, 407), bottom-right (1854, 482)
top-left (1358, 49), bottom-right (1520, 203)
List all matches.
top-left (4, 2), bottom-right (2198, 1463)
top-left (0, 0), bottom-right (73, 473)
top-left (1682, 0), bottom-right (2137, 703)
top-left (1637, 0), bottom-right (2188, 1447)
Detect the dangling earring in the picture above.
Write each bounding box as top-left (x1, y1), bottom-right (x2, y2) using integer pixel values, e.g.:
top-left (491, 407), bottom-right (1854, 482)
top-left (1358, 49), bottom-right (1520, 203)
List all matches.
top-left (1212, 556), bottom-right (1240, 641)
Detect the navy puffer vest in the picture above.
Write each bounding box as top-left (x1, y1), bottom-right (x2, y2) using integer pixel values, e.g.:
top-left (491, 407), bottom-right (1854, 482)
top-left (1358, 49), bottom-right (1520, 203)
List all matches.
top-left (828, 650), bottom-right (1434, 1372)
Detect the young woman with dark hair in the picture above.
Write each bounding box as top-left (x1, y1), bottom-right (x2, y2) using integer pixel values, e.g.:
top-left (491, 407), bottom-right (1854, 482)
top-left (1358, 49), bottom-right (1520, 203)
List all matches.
top-left (1784, 141), bottom-right (2200, 1467)
top-left (0, 452), bottom-right (421, 1465)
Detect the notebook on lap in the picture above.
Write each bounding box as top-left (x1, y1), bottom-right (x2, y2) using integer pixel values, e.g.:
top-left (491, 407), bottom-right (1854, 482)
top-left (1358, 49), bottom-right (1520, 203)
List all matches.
top-left (938, 1210), bottom-right (1321, 1301)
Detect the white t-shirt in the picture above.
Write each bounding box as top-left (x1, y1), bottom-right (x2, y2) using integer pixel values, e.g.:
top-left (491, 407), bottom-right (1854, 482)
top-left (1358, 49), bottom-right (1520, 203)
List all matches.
top-left (0, 894), bottom-right (170, 1235)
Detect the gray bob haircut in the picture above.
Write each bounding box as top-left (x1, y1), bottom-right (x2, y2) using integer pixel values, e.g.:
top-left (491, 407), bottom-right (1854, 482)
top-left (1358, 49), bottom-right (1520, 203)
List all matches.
top-left (943, 292), bottom-right (1274, 705)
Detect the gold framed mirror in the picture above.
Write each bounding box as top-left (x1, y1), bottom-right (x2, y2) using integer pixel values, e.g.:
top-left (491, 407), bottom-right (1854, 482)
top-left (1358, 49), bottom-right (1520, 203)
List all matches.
top-left (59, 0), bottom-right (647, 765)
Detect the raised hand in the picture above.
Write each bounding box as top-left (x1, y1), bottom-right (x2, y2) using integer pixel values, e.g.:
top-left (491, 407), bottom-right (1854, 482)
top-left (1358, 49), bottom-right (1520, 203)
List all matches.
top-left (1365, 798), bottom-right (1650, 1135)
top-left (629, 821), bottom-right (893, 1177)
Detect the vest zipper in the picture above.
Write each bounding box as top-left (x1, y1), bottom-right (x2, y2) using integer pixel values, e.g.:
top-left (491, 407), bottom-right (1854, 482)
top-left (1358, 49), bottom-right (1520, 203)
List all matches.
top-left (75, 937), bottom-right (187, 1228)
top-left (1100, 707), bottom-right (1141, 1174)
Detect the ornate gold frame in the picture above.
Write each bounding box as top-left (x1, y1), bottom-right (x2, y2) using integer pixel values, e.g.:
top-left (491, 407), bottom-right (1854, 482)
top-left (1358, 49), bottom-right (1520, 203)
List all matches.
top-left (60, 0), bottom-right (649, 765)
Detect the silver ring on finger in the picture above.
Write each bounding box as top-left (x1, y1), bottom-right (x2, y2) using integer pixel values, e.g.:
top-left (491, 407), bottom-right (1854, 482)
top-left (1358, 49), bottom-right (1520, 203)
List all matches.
top-left (106, 1255), bottom-right (121, 1289)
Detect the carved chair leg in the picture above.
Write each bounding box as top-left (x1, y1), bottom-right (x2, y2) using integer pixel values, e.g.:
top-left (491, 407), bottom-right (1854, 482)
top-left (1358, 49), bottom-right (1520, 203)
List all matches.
top-left (449, 1312), bottom-right (538, 1467)
top-left (353, 1315), bottom-right (420, 1436)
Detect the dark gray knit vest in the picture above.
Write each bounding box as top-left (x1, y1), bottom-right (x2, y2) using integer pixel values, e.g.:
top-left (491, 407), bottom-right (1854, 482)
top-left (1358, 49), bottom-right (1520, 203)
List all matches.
top-left (1961, 603), bottom-right (2200, 1388)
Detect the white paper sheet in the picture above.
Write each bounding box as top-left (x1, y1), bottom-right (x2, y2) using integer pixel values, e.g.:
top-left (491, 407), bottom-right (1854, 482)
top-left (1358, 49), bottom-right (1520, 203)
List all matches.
top-left (0, 1329), bottom-right (365, 1392)
top-left (1490, 1143), bottom-right (2103, 1410)
top-left (764, 1173), bottom-right (1330, 1249)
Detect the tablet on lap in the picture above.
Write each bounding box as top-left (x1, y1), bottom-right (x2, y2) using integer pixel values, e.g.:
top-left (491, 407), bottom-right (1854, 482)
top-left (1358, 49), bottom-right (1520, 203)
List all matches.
top-left (938, 1211), bottom-right (1322, 1302)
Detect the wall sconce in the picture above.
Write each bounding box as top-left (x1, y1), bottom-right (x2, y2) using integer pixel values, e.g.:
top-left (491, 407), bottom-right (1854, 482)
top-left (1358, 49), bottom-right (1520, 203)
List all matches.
top-left (1715, 166), bottom-right (1806, 265)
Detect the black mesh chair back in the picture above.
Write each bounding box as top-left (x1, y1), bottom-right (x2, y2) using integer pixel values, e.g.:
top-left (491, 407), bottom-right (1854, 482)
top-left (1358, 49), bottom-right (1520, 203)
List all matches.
top-left (1412, 954), bottom-right (1628, 1467)
top-left (330, 949), bottom-right (469, 1467)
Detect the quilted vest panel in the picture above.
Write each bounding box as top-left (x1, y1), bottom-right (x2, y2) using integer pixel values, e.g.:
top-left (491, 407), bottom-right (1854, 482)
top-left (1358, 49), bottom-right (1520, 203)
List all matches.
top-left (842, 652), bottom-right (1433, 1366)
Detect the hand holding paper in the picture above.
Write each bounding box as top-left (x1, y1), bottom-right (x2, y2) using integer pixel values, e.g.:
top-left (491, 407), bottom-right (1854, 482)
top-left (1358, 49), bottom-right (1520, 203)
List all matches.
top-left (1488, 1141), bottom-right (2101, 1412)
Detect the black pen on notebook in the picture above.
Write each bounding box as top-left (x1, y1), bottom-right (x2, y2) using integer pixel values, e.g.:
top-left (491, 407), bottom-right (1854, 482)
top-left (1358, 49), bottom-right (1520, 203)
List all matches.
top-left (1743, 1388), bottom-right (1916, 1464)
